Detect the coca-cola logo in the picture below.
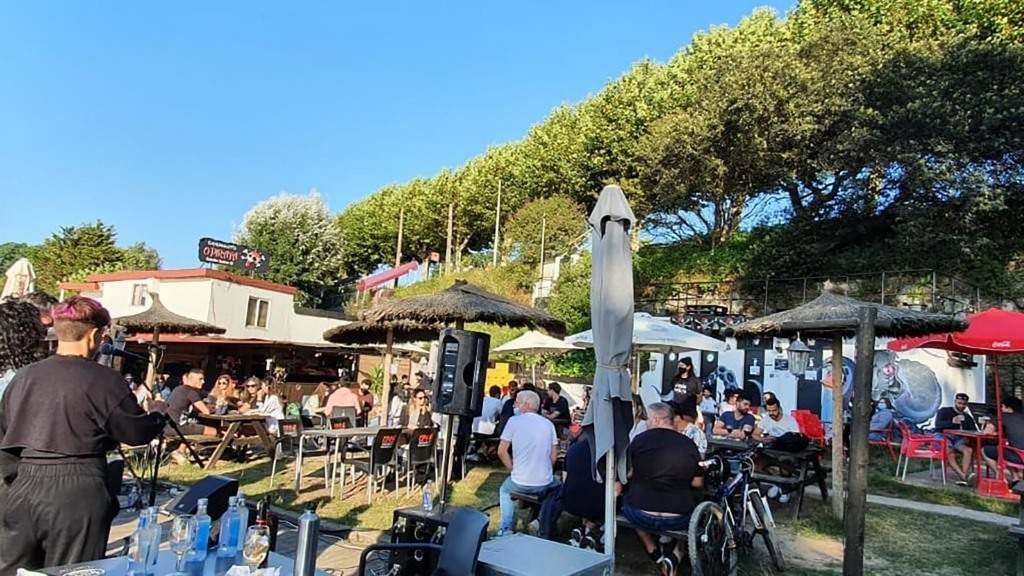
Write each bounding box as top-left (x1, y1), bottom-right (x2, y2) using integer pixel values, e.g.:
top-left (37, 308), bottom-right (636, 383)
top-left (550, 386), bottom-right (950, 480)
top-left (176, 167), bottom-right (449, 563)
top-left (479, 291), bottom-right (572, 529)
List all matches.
top-left (991, 340), bottom-right (1013, 348)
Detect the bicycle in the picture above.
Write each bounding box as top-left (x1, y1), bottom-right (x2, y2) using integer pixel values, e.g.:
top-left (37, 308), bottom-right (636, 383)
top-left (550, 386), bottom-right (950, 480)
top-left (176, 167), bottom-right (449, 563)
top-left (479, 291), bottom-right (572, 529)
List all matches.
top-left (689, 443), bottom-right (785, 576)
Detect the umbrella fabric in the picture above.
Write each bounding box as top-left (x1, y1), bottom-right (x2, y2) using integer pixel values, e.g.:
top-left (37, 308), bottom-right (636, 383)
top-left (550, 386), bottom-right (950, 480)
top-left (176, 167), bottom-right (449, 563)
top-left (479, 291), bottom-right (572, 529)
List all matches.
top-left (493, 330), bottom-right (577, 355)
top-left (1, 258), bottom-right (35, 300)
top-left (566, 312), bottom-right (728, 353)
top-left (888, 308), bottom-right (1024, 353)
top-left (581, 185), bottom-right (635, 484)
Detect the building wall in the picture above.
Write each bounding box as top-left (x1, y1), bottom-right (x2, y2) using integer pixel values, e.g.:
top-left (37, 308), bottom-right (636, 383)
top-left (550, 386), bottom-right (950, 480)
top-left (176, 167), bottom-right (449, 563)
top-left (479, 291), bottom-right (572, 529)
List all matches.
top-left (290, 312), bottom-right (344, 345)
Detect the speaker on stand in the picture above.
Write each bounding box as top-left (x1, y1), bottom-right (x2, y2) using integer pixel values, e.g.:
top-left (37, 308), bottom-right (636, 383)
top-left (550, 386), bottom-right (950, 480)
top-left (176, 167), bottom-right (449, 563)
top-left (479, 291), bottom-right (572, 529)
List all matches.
top-left (431, 329), bottom-right (490, 510)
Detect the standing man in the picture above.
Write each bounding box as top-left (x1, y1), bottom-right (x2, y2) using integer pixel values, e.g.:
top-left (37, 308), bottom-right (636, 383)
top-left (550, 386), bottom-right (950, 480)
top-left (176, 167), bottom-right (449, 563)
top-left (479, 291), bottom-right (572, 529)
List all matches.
top-left (502, 380), bottom-right (519, 405)
top-left (496, 390), bottom-right (560, 537)
top-left (934, 392), bottom-right (980, 485)
top-left (357, 379), bottom-right (375, 425)
top-left (0, 297), bottom-right (165, 571)
top-left (672, 357), bottom-right (701, 400)
top-left (713, 392), bottom-right (757, 439)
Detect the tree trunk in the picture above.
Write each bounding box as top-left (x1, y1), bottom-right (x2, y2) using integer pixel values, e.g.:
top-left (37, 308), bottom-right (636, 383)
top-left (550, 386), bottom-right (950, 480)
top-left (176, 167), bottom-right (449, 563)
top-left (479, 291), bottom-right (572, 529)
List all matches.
top-left (844, 306), bottom-right (877, 576)
top-left (831, 336), bottom-right (845, 520)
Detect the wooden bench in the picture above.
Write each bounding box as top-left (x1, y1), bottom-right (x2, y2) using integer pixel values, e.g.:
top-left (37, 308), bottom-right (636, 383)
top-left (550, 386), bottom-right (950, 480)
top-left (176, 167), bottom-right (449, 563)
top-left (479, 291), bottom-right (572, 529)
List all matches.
top-left (615, 514), bottom-right (688, 542)
top-left (509, 490), bottom-right (549, 522)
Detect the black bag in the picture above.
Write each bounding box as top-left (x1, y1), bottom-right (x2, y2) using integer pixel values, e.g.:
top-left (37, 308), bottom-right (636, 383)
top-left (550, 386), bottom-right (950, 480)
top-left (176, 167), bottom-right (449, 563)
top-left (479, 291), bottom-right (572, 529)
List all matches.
top-left (772, 432), bottom-right (810, 453)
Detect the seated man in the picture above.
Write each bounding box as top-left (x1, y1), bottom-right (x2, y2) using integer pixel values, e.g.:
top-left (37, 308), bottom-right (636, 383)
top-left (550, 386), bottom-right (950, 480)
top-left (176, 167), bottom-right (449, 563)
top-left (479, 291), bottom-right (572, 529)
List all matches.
top-left (623, 403), bottom-right (703, 575)
top-left (497, 390), bottom-right (560, 537)
top-left (471, 386), bottom-right (504, 461)
top-left (934, 392), bottom-right (981, 485)
top-left (669, 394), bottom-right (707, 456)
top-left (322, 381), bottom-right (361, 419)
top-left (758, 397), bottom-right (801, 442)
top-left (869, 399), bottom-right (895, 442)
top-left (546, 427), bottom-right (605, 549)
top-left (713, 392), bottom-right (757, 439)
top-left (982, 396), bottom-right (1024, 486)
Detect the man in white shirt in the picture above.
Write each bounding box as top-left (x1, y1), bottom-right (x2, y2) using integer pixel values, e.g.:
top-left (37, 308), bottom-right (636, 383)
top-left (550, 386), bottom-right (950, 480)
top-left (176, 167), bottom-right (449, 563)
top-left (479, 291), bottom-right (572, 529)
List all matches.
top-left (473, 385), bottom-right (504, 436)
top-left (758, 397), bottom-right (801, 440)
top-left (497, 390), bottom-right (560, 537)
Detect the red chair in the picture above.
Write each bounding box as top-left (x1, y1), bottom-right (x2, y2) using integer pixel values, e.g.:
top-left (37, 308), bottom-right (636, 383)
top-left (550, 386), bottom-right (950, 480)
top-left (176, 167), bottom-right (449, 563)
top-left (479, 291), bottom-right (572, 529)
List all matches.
top-left (869, 422), bottom-right (899, 463)
top-left (895, 421), bottom-right (946, 484)
top-left (791, 410), bottom-right (827, 446)
top-left (1001, 444), bottom-right (1024, 478)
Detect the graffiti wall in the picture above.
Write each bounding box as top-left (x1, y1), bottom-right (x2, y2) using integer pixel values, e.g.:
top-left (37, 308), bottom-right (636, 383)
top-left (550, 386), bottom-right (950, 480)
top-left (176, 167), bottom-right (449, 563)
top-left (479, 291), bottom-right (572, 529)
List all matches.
top-left (652, 337), bottom-right (985, 426)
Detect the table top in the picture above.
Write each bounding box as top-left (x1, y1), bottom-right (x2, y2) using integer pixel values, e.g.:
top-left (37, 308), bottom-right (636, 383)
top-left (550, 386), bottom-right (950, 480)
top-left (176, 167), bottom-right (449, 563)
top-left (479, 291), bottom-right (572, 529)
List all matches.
top-left (707, 435), bottom-right (822, 459)
top-left (40, 550), bottom-right (327, 576)
top-left (197, 413), bottom-right (268, 423)
top-left (300, 426), bottom-right (381, 439)
top-left (943, 429), bottom-right (997, 439)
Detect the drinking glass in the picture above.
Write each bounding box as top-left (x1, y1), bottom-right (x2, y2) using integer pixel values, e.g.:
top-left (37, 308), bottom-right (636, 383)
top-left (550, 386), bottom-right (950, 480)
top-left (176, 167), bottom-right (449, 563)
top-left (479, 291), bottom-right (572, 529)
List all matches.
top-left (242, 525), bottom-right (271, 572)
top-left (168, 515), bottom-right (197, 576)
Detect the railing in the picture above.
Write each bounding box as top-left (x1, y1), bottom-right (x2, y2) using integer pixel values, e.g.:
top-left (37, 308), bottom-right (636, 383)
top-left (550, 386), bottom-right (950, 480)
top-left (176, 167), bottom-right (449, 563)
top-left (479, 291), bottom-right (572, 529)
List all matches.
top-left (635, 269), bottom-right (990, 319)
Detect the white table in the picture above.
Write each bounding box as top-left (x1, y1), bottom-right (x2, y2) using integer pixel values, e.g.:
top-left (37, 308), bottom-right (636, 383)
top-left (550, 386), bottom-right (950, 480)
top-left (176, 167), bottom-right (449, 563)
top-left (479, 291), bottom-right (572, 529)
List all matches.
top-left (41, 550), bottom-right (329, 576)
top-left (292, 427), bottom-right (381, 492)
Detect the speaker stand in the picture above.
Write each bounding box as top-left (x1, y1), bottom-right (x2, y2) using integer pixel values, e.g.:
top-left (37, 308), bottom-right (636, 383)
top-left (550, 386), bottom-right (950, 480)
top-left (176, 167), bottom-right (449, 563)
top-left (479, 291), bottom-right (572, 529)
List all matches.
top-left (437, 414), bottom-right (457, 512)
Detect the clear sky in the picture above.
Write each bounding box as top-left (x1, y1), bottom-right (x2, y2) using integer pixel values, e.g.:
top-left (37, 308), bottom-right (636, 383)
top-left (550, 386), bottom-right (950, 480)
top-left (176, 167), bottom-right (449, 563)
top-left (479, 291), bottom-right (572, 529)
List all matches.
top-left (0, 1), bottom-right (793, 268)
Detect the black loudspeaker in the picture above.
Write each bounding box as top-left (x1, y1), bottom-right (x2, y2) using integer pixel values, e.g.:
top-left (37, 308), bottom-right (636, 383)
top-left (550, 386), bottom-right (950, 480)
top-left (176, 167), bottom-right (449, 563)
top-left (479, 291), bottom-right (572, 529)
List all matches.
top-left (432, 329), bottom-right (490, 417)
top-left (388, 506), bottom-right (461, 575)
top-left (166, 475), bottom-right (238, 520)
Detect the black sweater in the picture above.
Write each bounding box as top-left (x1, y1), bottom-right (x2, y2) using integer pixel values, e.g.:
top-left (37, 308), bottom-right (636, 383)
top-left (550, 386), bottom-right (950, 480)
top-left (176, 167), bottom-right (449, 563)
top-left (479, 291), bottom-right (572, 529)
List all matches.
top-left (0, 354), bottom-right (165, 459)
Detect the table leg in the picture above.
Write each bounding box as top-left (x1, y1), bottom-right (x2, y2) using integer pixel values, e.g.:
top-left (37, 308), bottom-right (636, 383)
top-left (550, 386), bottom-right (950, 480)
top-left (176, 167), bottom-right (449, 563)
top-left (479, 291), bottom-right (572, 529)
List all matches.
top-left (206, 422), bottom-right (241, 470)
top-left (293, 434), bottom-right (305, 492)
top-left (252, 422), bottom-right (275, 453)
top-left (794, 459), bottom-right (809, 521)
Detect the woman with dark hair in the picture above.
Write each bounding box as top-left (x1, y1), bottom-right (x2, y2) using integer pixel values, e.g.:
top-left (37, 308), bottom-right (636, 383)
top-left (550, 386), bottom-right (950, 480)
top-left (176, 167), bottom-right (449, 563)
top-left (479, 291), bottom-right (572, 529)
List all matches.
top-left (0, 300), bottom-right (47, 399)
top-left (0, 296), bottom-right (164, 571)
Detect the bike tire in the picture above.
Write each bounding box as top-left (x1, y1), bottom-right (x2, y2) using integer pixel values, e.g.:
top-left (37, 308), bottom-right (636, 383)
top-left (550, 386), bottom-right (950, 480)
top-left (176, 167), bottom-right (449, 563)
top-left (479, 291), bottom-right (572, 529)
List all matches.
top-left (750, 494), bottom-right (785, 571)
top-left (688, 501), bottom-right (737, 576)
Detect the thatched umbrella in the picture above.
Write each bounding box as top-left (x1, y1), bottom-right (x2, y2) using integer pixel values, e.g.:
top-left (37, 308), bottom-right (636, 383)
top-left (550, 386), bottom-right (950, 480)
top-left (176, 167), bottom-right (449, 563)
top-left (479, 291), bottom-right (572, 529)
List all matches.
top-left (363, 280), bottom-right (567, 335)
top-left (114, 293), bottom-right (226, 388)
top-left (324, 319), bottom-right (441, 404)
top-left (729, 288), bottom-right (965, 576)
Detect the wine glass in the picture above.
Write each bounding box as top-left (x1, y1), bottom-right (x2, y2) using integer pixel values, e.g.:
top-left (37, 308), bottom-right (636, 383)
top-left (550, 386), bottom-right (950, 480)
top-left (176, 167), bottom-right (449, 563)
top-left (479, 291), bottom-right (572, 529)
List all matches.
top-left (168, 515), bottom-right (197, 576)
top-left (242, 525), bottom-right (271, 572)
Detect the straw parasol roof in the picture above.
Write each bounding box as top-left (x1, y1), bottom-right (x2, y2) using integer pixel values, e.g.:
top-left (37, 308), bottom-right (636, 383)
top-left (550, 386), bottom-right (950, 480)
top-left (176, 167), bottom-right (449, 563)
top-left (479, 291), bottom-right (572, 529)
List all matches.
top-left (114, 294), bottom-right (226, 335)
top-left (727, 289), bottom-right (967, 338)
top-left (363, 280), bottom-right (567, 336)
top-left (323, 319), bottom-right (441, 345)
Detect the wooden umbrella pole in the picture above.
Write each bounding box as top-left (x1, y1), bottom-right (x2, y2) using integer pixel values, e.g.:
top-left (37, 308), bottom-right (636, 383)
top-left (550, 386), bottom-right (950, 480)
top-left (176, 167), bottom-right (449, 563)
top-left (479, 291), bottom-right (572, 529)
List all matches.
top-left (382, 328), bottom-right (395, 422)
top-left (844, 306), bottom-right (877, 576)
top-left (831, 336), bottom-right (845, 519)
top-left (145, 326), bottom-right (160, 391)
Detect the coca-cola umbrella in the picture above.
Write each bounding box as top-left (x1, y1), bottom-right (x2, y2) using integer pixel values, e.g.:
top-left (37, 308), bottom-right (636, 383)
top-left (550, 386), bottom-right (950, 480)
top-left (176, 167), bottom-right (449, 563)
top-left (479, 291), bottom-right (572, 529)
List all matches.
top-left (889, 307), bottom-right (1024, 497)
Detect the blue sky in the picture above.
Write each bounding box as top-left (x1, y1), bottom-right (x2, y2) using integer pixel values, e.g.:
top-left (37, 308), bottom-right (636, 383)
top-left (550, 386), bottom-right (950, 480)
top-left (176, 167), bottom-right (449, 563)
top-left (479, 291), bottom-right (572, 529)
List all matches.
top-left (0, 1), bottom-right (793, 268)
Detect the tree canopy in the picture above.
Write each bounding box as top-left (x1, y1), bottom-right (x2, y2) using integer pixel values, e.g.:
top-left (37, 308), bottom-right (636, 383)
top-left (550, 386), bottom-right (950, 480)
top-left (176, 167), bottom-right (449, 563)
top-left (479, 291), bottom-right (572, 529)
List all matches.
top-left (30, 222), bottom-right (161, 293)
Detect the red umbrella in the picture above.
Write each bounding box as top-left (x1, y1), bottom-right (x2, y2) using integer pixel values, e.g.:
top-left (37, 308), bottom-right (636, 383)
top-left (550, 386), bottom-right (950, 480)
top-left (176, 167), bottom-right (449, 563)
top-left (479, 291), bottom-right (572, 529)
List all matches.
top-left (888, 308), bottom-right (1023, 497)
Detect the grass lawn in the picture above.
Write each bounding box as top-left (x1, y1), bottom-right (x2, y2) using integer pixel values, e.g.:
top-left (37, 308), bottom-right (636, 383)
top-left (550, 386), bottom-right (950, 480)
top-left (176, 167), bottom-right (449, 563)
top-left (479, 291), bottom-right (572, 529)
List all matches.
top-left (160, 456), bottom-right (1018, 576)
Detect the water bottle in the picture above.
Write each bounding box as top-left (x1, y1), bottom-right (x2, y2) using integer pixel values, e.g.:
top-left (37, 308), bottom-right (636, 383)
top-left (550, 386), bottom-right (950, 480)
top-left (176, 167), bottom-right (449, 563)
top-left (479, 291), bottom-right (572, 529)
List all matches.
top-left (189, 498), bottom-right (212, 562)
top-left (130, 509), bottom-right (160, 576)
top-left (217, 496), bottom-right (240, 558)
top-left (294, 504), bottom-right (320, 576)
top-left (422, 480), bottom-right (434, 512)
top-left (236, 494), bottom-right (249, 546)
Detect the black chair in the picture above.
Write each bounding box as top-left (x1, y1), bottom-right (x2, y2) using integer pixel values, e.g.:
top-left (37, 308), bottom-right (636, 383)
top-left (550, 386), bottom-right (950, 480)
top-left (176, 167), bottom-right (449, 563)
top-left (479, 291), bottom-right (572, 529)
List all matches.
top-left (357, 507), bottom-right (489, 576)
top-left (340, 427), bottom-right (404, 504)
top-left (404, 427), bottom-right (438, 493)
top-left (331, 406), bottom-right (359, 424)
top-left (269, 417), bottom-right (303, 488)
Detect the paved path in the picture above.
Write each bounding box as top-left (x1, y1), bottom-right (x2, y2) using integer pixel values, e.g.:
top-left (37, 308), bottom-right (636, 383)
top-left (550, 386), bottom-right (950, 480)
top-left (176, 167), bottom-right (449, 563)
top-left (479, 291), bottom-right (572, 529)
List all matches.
top-left (866, 493), bottom-right (1018, 527)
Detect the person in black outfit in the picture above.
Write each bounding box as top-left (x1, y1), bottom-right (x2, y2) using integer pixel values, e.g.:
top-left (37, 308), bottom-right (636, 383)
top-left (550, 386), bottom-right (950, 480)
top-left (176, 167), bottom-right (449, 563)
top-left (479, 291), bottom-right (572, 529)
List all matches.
top-left (933, 392), bottom-right (980, 484)
top-left (0, 297), bottom-right (165, 572)
top-left (545, 427), bottom-right (605, 549)
top-left (672, 357), bottom-right (701, 400)
top-left (624, 402), bottom-right (703, 576)
top-left (542, 382), bottom-right (571, 438)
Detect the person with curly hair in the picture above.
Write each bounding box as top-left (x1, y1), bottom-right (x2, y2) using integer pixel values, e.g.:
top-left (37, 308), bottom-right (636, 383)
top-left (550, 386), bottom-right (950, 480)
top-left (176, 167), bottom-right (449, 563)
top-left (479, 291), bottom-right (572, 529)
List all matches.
top-left (0, 300), bottom-right (46, 399)
top-left (0, 296), bottom-right (165, 571)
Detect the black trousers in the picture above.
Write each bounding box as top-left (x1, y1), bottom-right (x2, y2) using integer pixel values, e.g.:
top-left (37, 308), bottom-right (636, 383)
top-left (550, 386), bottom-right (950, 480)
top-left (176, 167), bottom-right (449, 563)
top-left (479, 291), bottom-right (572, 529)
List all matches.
top-left (0, 460), bottom-right (118, 574)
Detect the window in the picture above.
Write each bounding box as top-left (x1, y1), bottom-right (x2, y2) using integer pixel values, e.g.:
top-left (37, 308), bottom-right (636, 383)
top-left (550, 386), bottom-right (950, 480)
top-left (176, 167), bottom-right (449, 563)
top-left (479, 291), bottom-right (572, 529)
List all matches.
top-left (131, 284), bottom-right (148, 307)
top-left (246, 297), bottom-right (270, 328)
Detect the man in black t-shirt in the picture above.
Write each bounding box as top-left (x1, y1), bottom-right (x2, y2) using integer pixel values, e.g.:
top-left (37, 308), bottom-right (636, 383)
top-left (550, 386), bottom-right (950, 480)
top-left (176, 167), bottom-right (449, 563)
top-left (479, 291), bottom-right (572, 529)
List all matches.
top-left (672, 357), bottom-right (701, 400)
top-left (982, 396), bottom-right (1024, 485)
top-left (934, 392), bottom-right (980, 484)
top-left (166, 368), bottom-right (215, 437)
top-left (624, 402), bottom-right (703, 575)
top-left (542, 382), bottom-right (570, 427)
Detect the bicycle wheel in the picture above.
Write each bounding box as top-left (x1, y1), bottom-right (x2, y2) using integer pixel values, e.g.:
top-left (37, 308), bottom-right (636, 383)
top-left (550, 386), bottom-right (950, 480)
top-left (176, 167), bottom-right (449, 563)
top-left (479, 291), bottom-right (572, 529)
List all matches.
top-left (749, 494), bottom-right (785, 571)
top-left (688, 501), bottom-right (736, 576)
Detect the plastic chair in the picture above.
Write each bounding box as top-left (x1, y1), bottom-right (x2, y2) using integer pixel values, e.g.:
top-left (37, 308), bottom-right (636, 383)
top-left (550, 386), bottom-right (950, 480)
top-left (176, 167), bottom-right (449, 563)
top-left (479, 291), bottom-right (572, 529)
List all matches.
top-left (895, 421), bottom-right (946, 484)
top-left (791, 411), bottom-right (827, 445)
top-left (1002, 444), bottom-right (1024, 477)
top-left (331, 406), bottom-right (359, 424)
top-left (405, 427), bottom-right (439, 493)
top-left (269, 417), bottom-right (303, 488)
top-left (357, 507), bottom-right (489, 576)
top-left (869, 421), bottom-right (899, 463)
top-left (339, 427), bottom-right (404, 504)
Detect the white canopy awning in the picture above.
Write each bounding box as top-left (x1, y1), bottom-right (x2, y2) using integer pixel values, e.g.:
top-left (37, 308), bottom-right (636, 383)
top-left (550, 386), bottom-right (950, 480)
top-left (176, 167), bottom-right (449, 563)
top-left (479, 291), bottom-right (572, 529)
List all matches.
top-left (566, 312), bottom-right (728, 353)
top-left (493, 330), bottom-right (577, 355)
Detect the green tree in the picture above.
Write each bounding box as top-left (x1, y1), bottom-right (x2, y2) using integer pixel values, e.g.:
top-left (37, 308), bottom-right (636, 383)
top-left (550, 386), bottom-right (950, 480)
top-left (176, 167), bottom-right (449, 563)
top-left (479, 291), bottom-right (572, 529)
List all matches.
top-left (236, 191), bottom-right (346, 308)
top-left (0, 243), bottom-right (35, 274)
top-left (546, 252), bottom-right (592, 334)
top-left (33, 222), bottom-right (127, 293)
top-left (502, 196), bottom-right (587, 266)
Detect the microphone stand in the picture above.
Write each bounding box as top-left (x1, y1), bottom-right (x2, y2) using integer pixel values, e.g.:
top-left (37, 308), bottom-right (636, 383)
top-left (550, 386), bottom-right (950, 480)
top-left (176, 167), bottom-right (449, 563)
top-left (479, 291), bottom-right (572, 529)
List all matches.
top-left (149, 414), bottom-right (206, 507)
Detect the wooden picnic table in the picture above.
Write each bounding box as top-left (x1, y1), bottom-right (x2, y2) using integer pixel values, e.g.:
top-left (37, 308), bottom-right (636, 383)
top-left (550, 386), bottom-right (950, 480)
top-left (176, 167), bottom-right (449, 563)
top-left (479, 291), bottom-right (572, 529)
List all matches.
top-left (195, 413), bottom-right (275, 470)
top-left (707, 435), bottom-right (829, 520)
top-left (943, 429), bottom-right (999, 491)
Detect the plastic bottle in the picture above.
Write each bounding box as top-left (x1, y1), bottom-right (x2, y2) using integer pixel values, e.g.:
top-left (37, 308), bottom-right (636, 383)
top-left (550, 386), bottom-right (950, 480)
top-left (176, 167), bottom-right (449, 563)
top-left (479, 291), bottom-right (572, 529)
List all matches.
top-left (236, 494), bottom-right (249, 546)
top-left (422, 480), bottom-right (434, 512)
top-left (189, 498), bottom-right (212, 563)
top-left (130, 508), bottom-right (160, 576)
top-left (217, 496), bottom-right (240, 558)
top-left (294, 504), bottom-right (320, 576)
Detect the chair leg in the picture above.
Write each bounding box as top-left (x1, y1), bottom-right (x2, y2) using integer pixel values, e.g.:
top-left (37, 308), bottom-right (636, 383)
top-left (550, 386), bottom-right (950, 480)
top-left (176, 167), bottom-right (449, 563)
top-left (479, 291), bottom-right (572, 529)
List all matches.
top-left (270, 445), bottom-right (279, 489)
top-left (901, 457), bottom-right (909, 481)
top-left (895, 453), bottom-right (903, 478)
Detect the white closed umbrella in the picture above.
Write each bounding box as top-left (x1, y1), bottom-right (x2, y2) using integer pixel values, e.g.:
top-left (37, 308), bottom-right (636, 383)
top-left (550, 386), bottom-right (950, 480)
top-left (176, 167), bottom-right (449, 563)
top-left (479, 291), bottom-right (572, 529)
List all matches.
top-left (566, 312), bottom-right (728, 353)
top-left (1, 258), bottom-right (35, 300)
top-left (493, 330), bottom-right (578, 382)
